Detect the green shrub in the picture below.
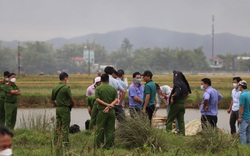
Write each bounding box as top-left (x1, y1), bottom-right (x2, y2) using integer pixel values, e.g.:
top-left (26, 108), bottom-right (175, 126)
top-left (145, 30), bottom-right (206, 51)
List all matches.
top-left (115, 113), bottom-right (191, 155)
top-left (186, 125), bottom-right (238, 154)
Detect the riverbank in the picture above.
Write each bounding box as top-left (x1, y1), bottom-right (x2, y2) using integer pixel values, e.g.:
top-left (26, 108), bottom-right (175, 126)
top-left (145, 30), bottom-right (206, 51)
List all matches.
top-left (12, 113), bottom-right (250, 156)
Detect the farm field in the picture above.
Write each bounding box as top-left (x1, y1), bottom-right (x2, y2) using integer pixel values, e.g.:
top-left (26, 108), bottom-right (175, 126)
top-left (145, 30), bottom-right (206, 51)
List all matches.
top-left (14, 73), bottom-right (250, 108)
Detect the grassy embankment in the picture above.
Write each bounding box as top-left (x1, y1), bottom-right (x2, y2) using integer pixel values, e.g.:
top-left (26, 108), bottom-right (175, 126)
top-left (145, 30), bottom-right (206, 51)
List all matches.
top-left (12, 74), bottom-right (250, 155)
top-left (13, 112), bottom-right (250, 155)
top-left (17, 74), bottom-right (248, 109)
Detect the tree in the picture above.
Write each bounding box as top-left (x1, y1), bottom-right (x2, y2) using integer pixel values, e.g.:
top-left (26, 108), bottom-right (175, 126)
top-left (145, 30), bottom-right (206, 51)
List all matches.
top-left (0, 46), bottom-right (16, 73)
top-left (121, 38), bottom-right (133, 53)
top-left (21, 41), bottom-right (56, 74)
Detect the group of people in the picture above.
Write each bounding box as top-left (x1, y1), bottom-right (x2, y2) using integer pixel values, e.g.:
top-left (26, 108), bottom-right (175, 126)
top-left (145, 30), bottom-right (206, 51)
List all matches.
top-left (84, 69), bottom-right (250, 147)
top-left (84, 68), bottom-right (193, 148)
top-left (199, 76), bottom-right (250, 145)
top-left (1, 68), bottom-right (249, 156)
top-left (0, 71), bottom-right (20, 130)
top-left (226, 77), bottom-right (250, 145)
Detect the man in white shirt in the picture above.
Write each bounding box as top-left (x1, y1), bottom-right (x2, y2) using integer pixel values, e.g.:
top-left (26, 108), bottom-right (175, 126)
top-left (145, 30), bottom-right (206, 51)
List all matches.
top-left (227, 77), bottom-right (242, 135)
top-left (154, 83), bottom-right (172, 116)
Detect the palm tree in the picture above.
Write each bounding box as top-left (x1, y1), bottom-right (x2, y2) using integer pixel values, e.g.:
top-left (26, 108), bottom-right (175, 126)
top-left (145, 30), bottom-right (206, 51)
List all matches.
top-left (121, 38), bottom-right (133, 54)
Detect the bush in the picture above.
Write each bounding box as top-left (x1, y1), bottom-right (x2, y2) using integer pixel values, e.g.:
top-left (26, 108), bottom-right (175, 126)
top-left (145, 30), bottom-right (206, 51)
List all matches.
top-left (115, 113), bottom-right (190, 155)
top-left (186, 125), bottom-right (238, 154)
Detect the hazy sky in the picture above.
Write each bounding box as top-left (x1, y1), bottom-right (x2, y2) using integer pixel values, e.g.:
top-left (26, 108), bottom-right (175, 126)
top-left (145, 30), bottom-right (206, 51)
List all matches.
top-left (1, 0), bottom-right (250, 41)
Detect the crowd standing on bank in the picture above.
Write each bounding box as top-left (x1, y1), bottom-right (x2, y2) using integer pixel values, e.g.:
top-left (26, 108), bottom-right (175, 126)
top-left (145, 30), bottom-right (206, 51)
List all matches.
top-left (1, 67), bottom-right (250, 155)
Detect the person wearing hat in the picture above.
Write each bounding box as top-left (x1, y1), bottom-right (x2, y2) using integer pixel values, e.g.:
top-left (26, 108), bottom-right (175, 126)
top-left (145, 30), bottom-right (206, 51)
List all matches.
top-left (86, 77), bottom-right (102, 130)
top-left (237, 80), bottom-right (250, 144)
top-left (142, 70), bottom-right (156, 125)
top-left (86, 77), bottom-right (101, 97)
top-left (0, 71), bottom-right (10, 125)
top-left (3, 73), bottom-right (21, 130)
top-left (199, 78), bottom-right (223, 129)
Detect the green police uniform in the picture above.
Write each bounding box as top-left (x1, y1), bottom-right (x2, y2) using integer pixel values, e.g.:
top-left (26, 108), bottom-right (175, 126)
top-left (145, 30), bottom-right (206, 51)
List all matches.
top-left (51, 82), bottom-right (72, 155)
top-left (3, 83), bottom-right (19, 129)
top-left (0, 81), bottom-right (6, 125)
top-left (166, 98), bottom-right (186, 135)
top-left (86, 95), bottom-right (98, 129)
top-left (95, 83), bottom-right (117, 149)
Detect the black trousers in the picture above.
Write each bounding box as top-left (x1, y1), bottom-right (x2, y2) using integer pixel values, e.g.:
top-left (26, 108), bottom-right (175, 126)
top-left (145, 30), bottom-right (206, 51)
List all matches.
top-left (146, 105), bottom-right (155, 124)
top-left (201, 115), bottom-right (217, 129)
top-left (230, 110), bottom-right (239, 135)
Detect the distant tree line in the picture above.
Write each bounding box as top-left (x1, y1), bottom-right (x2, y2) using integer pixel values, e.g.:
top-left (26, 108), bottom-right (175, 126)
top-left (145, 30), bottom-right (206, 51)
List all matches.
top-left (0, 39), bottom-right (249, 74)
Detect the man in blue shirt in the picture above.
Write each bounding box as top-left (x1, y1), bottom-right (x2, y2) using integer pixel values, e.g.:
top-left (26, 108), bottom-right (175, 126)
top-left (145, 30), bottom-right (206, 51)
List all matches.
top-left (142, 70), bottom-right (156, 124)
top-left (117, 69), bottom-right (127, 107)
top-left (238, 80), bottom-right (250, 145)
top-left (128, 72), bottom-right (144, 118)
top-left (200, 78), bottom-right (223, 128)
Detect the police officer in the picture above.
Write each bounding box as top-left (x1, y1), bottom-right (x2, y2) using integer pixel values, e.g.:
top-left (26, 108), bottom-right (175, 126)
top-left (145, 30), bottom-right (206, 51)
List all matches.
top-left (87, 95), bottom-right (98, 130)
top-left (95, 73), bottom-right (118, 149)
top-left (3, 73), bottom-right (21, 130)
top-left (51, 72), bottom-right (75, 156)
top-left (0, 71), bottom-right (10, 125)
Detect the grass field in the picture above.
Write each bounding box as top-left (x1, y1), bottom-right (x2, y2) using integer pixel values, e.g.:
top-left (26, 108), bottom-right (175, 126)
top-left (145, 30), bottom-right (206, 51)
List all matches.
top-left (10, 73), bottom-right (250, 156)
top-left (14, 73), bottom-right (250, 108)
top-left (12, 111), bottom-right (250, 156)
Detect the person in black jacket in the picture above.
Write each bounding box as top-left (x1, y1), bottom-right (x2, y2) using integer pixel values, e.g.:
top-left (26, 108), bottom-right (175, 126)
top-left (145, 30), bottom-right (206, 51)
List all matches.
top-left (166, 71), bottom-right (191, 135)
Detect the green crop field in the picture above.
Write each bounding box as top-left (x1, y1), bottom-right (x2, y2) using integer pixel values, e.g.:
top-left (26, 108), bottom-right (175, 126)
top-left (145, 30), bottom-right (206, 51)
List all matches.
top-left (12, 74), bottom-right (250, 108)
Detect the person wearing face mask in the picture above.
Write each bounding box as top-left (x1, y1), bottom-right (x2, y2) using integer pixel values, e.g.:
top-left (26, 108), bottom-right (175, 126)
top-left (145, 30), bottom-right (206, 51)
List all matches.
top-left (3, 73), bottom-right (20, 130)
top-left (0, 71), bottom-right (10, 126)
top-left (51, 72), bottom-right (75, 156)
top-left (200, 78), bottom-right (223, 129)
top-left (0, 126), bottom-right (13, 156)
top-left (237, 80), bottom-right (250, 145)
top-left (128, 72), bottom-right (144, 118)
top-left (227, 77), bottom-right (242, 135)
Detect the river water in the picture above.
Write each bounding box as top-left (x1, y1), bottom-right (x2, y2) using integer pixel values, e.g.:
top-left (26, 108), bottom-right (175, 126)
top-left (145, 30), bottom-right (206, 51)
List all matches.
top-left (16, 108), bottom-right (232, 131)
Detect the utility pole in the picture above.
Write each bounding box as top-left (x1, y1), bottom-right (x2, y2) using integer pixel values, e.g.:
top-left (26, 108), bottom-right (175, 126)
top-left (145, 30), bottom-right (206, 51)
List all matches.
top-left (84, 45), bottom-right (91, 76)
top-left (88, 45), bottom-right (90, 76)
top-left (18, 42), bottom-right (21, 74)
top-left (212, 15), bottom-right (215, 61)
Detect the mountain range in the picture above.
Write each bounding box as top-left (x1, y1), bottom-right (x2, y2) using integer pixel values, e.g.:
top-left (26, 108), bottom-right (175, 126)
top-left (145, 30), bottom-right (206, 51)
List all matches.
top-left (1, 27), bottom-right (250, 58)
